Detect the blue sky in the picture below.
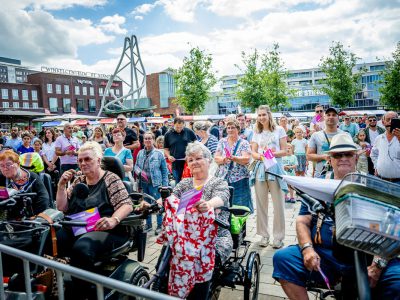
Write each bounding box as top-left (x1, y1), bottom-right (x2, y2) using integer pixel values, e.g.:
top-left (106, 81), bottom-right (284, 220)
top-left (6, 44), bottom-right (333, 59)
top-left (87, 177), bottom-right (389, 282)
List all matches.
top-left (1, 0), bottom-right (400, 82)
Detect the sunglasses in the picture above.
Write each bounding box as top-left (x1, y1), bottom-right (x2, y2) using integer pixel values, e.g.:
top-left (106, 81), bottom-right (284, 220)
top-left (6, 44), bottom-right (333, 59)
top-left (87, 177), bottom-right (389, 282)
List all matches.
top-left (331, 152), bottom-right (356, 159)
top-left (78, 157), bottom-right (94, 164)
top-left (368, 119), bottom-right (376, 122)
top-left (315, 110), bottom-right (323, 113)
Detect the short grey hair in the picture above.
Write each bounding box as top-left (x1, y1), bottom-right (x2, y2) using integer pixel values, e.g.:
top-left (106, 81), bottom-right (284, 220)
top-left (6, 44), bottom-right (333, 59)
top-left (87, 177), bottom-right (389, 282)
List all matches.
top-left (78, 141), bottom-right (103, 159)
top-left (193, 121), bottom-right (211, 132)
top-left (185, 141), bottom-right (212, 162)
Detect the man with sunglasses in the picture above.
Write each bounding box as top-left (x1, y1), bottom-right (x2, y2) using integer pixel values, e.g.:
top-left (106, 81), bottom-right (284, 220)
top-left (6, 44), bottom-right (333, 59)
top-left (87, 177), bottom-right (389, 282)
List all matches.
top-left (55, 123), bottom-right (80, 175)
top-left (364, 115), bottom-right (385, 174)
top-left (273, 133), bottom-right (400, 299)
top-left (110, 114), bottom-right (140, 151)
top-left (370, 111), bottom-right (400, 184)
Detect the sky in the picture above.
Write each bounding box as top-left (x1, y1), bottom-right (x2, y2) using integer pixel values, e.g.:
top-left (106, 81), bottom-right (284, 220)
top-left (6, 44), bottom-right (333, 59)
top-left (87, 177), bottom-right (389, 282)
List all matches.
top-left (1, 0), bottom-right (400, 83)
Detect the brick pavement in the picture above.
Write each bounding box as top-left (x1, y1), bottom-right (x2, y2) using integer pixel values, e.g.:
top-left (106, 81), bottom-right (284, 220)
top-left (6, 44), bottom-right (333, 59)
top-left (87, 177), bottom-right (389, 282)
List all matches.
top-left (131, 187), bottom-right (306, 299)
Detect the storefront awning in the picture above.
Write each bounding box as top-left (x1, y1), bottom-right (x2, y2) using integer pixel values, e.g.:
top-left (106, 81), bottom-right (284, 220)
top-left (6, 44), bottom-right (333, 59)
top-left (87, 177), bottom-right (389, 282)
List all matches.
top-left (128, 117), bottom-right (146, 123)
top-left (100, 118), bottom-right (116, 124)
top-left (41, 121), bottom-right (62, 127)
top-left (73, 119), bottom-right (88, 126)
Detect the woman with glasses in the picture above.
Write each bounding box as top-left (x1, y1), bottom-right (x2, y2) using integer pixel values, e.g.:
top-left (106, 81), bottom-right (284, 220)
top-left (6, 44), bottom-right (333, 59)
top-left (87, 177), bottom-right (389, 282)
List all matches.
top-left (214, 117), bottom-right (253, 212)
top-left (0, 150), bottom-right (49, 220)
top-left (135, 132), bottom-right (168, 234)
top-left (104, 128), bottom-right (133, 181)
top-left (89, 126), bottom-right (110, 151)
top-left (56, 141), bottom-right (133, 296)
top-left (251, 105), bottom-right (287, 249)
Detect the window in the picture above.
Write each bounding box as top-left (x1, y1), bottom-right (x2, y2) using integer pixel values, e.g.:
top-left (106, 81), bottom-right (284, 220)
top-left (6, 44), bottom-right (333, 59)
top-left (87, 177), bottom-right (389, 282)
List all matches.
top-left (77, 99), bottom-right (85, 112)
top-left (64, 85), bottom-right (70, 94)
top-left (88, 99), bottom-right (96, 112)
top-left (12, 89), bottom-right (19, 100)
top-left (47, 84), bottom-right (53, 93)
top-left (49, 97), bottom-right (58, 112)
top-left (32, 103), bottom-right (38, 109)
top-left (13, 102), bottom-right (19, 109)
top-left (63, 98), bottom-right (71, 113)
top-left (2, 102), bottom-right (9, 108)
top-left (1, 89), bottom-right (8, 99)
top-left (22, 89), bottom-right (29, 100)
top-left (370, 65), bottom-right (385, 72)
top-left (23, 103), bottom-right (29, 109)
top-left (74, 86), bottom-right (80, 95)
top-left (159, 73), bottom-right (175, 108)
top-left (89, 87), bottom-right (94, 96)
top-left (99, 87), bottom-right (104, 96)
top-left (82, 86), bottom-right (87, 96)
top-left (32, 90), bottom-right (38, 101)
top-left (115, 89), bottom-right (120, 96)
top-left (56, 84), bottom-right (62, 94)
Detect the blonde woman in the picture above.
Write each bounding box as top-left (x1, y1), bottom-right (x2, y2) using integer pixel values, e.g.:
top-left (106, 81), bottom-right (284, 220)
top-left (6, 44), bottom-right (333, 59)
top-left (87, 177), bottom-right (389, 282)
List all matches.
top-left (89, 127), bottom-right (110, 150)
top-left (251, 105), bottom-right (287, 248)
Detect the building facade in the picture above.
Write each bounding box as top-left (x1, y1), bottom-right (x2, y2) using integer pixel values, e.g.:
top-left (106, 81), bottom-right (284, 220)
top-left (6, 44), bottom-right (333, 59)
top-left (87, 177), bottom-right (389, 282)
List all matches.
top-left (0, 57), bottom-right (36, 83)
top-left (219, 61), bottom-right (385, 112)
top-left (146, 69), bottom-right (179, 117)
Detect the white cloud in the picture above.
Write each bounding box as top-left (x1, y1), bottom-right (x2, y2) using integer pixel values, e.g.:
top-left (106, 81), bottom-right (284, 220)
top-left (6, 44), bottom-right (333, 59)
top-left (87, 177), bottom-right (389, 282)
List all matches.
top-left (10, 0), bottom-right (107, 11)
top-left (135, 15), bottom-right (144, 21)
top-left (98, 14), bottom-right (127, 35)
top-left (132, 3), bottom-right (158, 15)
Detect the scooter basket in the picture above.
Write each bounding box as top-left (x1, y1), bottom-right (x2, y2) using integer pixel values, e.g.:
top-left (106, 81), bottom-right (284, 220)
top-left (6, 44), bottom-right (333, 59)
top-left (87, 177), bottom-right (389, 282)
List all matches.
top-left (334, 173), bottom-right (400, 260)
top-left (0, 222), bottom-right (49, 255)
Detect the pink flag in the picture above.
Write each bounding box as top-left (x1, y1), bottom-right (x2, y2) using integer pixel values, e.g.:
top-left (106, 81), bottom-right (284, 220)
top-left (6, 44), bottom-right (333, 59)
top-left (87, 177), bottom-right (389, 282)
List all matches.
top-left (262, 149), bottom-right (277, 170)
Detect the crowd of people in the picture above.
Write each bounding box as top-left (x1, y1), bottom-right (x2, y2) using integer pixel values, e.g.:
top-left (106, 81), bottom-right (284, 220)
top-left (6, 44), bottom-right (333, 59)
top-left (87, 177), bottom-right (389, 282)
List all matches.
top-left (0, 105), bottom-right (399, 299)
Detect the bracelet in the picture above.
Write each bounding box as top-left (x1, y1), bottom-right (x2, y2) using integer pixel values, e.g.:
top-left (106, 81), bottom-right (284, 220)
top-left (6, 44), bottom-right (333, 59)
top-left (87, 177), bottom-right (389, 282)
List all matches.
top-left (300, 242), bottom-right (313, 253)
top-left (113, 216), bottom-right (121, 224)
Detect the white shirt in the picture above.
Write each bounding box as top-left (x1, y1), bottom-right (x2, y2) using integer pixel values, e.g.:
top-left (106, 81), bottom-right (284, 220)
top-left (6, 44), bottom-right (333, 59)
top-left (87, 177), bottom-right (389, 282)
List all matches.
top-left (371, 134), bottom-right (400, 179)
top-left (368, 129), bottom-right (380, 146)
top-left (41, 142), bottom-right (56, 162)
top-left (251, 126), bottom-right (287, 153)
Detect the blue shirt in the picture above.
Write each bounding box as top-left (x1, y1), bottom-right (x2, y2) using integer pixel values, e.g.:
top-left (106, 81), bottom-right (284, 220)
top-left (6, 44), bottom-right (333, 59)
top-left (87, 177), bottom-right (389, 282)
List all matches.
top-left (104, 147), bottom-right (133, 180)
top-left (5, 137), bottom-right (22, 152)
top-left (17, 145), bottom-right (34, 154)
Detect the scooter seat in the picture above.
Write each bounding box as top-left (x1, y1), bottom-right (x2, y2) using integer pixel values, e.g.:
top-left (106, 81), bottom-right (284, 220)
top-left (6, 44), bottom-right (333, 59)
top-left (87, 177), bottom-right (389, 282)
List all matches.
top-left (94, 240), bottom-right (133, 266)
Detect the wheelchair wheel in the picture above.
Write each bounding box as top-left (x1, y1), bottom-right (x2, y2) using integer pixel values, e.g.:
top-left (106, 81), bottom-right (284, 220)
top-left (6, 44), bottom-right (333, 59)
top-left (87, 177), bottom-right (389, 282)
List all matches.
top-left (244, 251), bottom-right (260, 300)
top-left (118, 268), bottom-right (149, 300)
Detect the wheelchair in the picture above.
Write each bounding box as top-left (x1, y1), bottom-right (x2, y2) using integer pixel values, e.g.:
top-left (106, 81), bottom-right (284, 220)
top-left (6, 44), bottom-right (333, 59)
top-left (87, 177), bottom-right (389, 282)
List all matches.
top-left (148, 187), bottom-right (261, 300)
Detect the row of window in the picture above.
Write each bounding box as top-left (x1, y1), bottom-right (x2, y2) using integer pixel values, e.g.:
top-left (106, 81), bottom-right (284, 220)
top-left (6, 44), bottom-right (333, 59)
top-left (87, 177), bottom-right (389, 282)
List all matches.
top-left (1, 102), bottom-right (39, 109)
top-left (46, 84), bottom-right (120, 96)
top-left (48, 98), bottom-right (97, 113)
top-left (1, 88), bottom-right (38, 100)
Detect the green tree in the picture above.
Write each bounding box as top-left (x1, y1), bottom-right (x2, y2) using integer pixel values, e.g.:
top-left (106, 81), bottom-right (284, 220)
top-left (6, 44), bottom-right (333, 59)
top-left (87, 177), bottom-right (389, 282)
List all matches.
top-left (379, 42), bottom-right (400, 111)
top-left (319, 41), bottom-right (363, 108)
top-left (236, 44), bottom-right (293, 111)
top-left (174, 47), bottom-right (217, 114)
top-left (261, 44), bottom-right (293, 110)
top-left (236, 49), bottom-right (268, 111)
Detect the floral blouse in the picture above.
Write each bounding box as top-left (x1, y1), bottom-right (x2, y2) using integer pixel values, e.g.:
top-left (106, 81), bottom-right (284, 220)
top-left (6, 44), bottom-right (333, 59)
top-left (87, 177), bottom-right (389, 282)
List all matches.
top-left (215, 137), bottom-right (251, 183)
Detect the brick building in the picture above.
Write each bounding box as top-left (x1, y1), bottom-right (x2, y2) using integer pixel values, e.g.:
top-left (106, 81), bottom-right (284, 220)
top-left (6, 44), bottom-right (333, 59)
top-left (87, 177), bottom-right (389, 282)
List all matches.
top-left (146, 69), bottom-right (179, 117)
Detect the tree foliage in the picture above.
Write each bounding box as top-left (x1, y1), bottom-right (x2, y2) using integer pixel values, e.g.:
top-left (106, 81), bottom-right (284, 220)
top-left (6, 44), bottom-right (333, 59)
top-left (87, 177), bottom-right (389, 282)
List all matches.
top-left (236, 44), bottom-right (293, 111)
top-left (319, 41), bottom-right (363, 108)
top-left (379, 42), bottom-right (400, 111)
top-left (174, 47), bottom-right (217, 114)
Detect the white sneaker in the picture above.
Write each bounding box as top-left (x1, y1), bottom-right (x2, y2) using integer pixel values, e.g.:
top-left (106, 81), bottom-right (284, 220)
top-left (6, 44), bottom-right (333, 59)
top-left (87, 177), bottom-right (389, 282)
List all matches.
top-left (272, 240), bottom-right (284, 249)
top-left (259, 237), bottom-right (270, 247)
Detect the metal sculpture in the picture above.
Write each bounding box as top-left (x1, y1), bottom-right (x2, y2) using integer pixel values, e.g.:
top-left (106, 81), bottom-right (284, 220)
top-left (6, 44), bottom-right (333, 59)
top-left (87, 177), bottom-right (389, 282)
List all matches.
top-left (97, 35), bottom-right (146, 116)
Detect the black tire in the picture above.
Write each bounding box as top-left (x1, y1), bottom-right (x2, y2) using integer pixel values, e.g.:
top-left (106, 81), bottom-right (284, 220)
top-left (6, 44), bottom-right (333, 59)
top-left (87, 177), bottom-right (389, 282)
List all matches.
top-left (118, 268), bottom-right (150, 300)
top-left (244, 252), bottom-right (260, 300)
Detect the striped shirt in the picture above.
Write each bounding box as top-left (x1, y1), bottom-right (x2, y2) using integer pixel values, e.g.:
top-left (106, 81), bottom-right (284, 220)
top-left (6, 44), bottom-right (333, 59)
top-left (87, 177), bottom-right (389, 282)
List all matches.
top-left (205, 135), bottom-right (219, 156)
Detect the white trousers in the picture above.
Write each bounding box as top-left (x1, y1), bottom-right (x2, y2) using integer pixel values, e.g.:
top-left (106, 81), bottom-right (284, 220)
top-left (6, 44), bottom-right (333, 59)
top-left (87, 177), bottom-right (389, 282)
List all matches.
top-left (254, 168), bottom-right (285, 242)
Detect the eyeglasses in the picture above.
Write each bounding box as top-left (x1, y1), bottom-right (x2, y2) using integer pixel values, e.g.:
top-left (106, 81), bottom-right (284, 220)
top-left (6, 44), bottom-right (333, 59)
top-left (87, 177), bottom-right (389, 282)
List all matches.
top-left (315, 110), bottom-right (323, 113)
top-left (331, 152), bottom-right (356, 159)
top-left (368, 119), bottom-right (376, 122)
top-left (0, 162), bottom-right (15, 169)
top-left (78, 157), bottom-right (94, 164)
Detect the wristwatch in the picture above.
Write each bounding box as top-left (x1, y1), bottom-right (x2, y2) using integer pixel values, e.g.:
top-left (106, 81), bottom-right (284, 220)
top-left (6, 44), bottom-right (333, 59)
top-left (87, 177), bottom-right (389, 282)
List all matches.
top-left (300, 242), bottom-right (313, 253)
top-left (373, 257), bottom-right (388, 269)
